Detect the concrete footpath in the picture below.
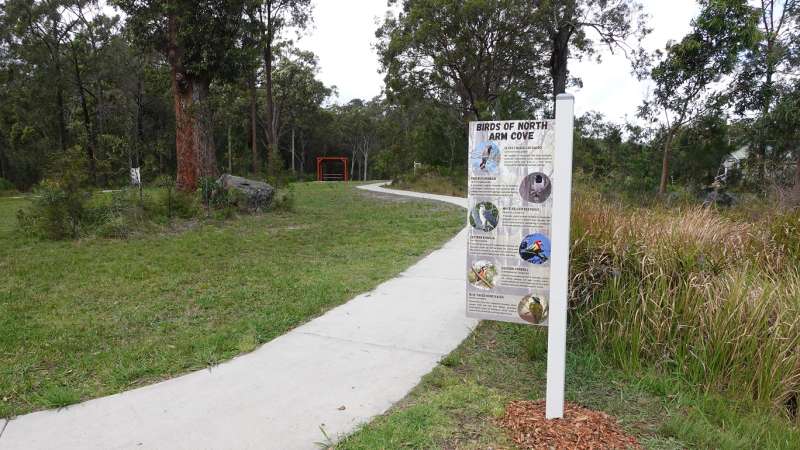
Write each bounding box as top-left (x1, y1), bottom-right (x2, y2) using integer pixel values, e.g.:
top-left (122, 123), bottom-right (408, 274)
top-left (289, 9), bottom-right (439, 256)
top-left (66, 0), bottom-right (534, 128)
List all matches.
top-left (0, 182), bottom-right (475, 450)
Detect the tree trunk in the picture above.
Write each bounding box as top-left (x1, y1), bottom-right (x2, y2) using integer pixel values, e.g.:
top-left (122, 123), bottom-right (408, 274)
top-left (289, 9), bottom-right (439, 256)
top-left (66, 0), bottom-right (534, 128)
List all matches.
top-left (192, 78), bottom-right (218, 180)
top-left (549, 25), bottom-right (573, 108)
top-left (228, 123), bottom-right (233, 174)
top-left (169, 12), bottom-right (197, 192)
top-left (249, 73), bottom-right (259, 174)
top-left (0, 138), bottom-right (7, 180)
top-left (291, 127), bottom-right (296, 174)
top-left (262, 6), bottom-right (279, 175)
top-left (350, 149), bottom-right (356, 179)
top-left (172, 71), bottom-right (198, 191)
top-left (759, 32), bottom-right (776, 181)
top-left (51, 29), bottom-right (68, 153)
top-left (448, 134), bottom-right (455, 171)
top-left (299, 130), bottom-right (307, 173)
top-left (172, 76), bottom-right (218, 190)
top-left (72, 47), bottom-right (97, 184)
top-left (659, 133), bottom-right (674, 195)
top-left (168, 13), bottom-right (216, 191)
top-left (56, 63), bottom-right (67, 152)
top-left (136, 77), bottom-right (145, 170)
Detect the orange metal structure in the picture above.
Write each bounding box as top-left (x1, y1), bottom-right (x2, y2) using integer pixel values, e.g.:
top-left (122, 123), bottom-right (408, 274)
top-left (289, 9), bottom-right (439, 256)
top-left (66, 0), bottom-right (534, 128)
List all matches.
top-left (316, 157), bottom-right (349, 181)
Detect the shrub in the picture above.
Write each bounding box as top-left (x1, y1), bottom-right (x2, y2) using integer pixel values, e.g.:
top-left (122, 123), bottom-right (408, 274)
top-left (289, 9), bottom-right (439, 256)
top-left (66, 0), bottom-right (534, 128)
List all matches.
top-left (151, 175), bottom-right (199, 220)
top-left (0, 177), bottom-right (15, 192)
top-left (93, 188), bottom-right (156, 238)
top-left (18, 170), bottom-right (273, 241)
top-left (170, 191), bottom-right (202, 219)
top-left (15, 146), bottom-right (94, 239)
top-left (17, 180), bottom-right (90, 240)
top-left (270, 185), bottom-right (295, 212)
top-left (198, 176), bottom-right (232, 211)
top-left (266, 145), bottom-right (288, 188)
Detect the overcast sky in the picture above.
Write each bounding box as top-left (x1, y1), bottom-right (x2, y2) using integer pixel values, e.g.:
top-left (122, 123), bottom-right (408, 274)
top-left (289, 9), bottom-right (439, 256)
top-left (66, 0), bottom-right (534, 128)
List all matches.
top-left (295, 0), bottom-right (701, 123)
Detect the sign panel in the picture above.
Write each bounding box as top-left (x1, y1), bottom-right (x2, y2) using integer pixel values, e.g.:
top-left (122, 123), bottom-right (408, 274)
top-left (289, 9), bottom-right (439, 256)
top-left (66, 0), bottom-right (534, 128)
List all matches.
top-left (466, 119), bottom-right (556, 326)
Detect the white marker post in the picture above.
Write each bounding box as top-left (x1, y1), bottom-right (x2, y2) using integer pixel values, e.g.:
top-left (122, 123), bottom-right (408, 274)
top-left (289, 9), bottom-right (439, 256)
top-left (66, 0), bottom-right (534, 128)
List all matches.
top-left (546, 93), bottom-right (575, 419)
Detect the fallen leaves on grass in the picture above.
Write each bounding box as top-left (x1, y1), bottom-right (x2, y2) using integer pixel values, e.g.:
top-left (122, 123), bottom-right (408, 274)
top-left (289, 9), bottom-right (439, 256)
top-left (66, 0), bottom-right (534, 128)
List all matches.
top-left (499, 400), bottom-right (641, 449)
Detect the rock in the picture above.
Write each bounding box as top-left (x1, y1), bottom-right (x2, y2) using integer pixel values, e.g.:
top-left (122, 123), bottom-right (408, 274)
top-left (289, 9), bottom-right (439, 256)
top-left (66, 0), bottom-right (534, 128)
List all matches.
top-left (216, 174), bottom-right (274, 212)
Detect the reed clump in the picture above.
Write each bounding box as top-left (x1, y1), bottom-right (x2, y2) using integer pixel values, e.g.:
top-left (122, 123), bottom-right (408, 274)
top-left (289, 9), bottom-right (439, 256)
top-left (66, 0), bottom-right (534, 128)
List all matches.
top-left (570, 191), bottom-right (800, 417)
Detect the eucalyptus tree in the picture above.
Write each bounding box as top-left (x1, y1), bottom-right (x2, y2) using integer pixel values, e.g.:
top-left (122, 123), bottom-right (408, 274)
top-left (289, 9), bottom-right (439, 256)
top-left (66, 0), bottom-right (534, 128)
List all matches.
top-left (532, 0), bottom-right (651, 105)
top-left (765, 82), bottom-right (800, 189)
top-left (112, 0), bottom-right (250, 191)
top-left (0, 9), bottom-right (11, 182)
top-left (272, 49), bottom-right (332, 173)
top-left (643, 0), bottom-right (758, 194)
top-left (334, 99), bottom-right (385, 181)
top-left (209, 82), bottom-right (249, 175)
top-left (239, 23), bottom-right (262, 174)
top-left (733, 0), bottom-right (798, 114)
top-left (3, 0), bottom-right (83, 153)
top-left (67, 3), bottom-right (125, 183)
top-left (732, 0), bottom-right (799, 177)
top-left (377, 0), bottom-right (551, 120)
top-left (246, 0), bottom-right (313, 177)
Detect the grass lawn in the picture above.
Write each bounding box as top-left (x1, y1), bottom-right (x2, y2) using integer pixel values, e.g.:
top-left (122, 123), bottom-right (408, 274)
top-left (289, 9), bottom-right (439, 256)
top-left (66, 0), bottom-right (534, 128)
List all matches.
top-left (0, 182), bottom-right (464, 418)
top-left (337, 322), bottom-right (800, 450)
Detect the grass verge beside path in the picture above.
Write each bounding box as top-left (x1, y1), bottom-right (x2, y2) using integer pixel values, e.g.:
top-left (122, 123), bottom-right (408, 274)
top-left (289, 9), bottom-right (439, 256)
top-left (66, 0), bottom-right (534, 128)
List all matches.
top-left (0, 182), bottom-right (464, 418)
top-left (337, 322), bottom-right (800, 449)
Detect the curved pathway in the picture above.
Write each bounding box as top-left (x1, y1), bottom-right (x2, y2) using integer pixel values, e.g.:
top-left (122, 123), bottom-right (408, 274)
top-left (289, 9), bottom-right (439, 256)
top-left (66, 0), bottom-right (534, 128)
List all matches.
top-left (0, 182), bottom-right (475, 450)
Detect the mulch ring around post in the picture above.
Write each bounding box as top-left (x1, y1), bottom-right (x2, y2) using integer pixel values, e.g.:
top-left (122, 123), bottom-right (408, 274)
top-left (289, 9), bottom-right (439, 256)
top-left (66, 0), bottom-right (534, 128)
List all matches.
top-left (499, 400), bottom-right (642, 450)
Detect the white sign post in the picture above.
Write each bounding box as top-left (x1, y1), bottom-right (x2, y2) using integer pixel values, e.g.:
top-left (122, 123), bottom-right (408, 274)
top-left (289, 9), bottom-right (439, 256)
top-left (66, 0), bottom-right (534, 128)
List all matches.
top-left (465, 94), bottom-right (574, 419)
top-left (545, 93), bottom-right (575, 419)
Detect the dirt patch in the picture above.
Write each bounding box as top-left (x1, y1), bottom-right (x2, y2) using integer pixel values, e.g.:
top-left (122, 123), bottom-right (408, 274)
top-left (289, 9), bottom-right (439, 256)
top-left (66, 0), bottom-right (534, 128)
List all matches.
top-left (499, 400), bottom-right (641, 450)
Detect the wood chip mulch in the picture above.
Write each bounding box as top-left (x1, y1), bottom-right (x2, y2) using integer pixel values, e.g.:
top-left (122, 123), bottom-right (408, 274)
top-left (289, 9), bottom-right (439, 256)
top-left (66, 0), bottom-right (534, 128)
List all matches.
top-left (498, 400), bottom-right (642, 450)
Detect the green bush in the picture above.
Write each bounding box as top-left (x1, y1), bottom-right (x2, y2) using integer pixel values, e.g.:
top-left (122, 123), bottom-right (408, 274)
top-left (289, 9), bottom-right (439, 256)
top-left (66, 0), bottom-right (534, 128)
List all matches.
top-left (17, 180), bottom-right (90, 240)
top-left (94, 186), bottom-right (204, 238)
top-left (95, 188), bottom-right (155, 238)
top-left (198, 176), bottom-right (233, 210)
top-left (266, 145), bottom-right (288, 188)
top-left (0, 177), bottom-right (15, 192)
top-left (15, 146), bottom-right (94, 239)
top-left (270, 185), bottom-right (295, 212)
top-left (17, 170), bottom-right (278, 241)
top-left (150, 175), bottom-right (199, 220)
top-left (174, 191), bottom-right (202, 218)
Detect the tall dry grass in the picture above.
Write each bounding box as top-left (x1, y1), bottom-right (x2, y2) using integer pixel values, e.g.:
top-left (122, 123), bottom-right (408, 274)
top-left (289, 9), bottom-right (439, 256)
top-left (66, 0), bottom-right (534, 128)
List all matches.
top-left (570, 191), bottom-right (800, 417)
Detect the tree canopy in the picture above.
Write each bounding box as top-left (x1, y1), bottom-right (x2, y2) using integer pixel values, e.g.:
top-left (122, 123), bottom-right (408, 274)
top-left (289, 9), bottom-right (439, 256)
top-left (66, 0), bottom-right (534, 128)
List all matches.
top-left (0, 0), bottom-right (798, 197)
